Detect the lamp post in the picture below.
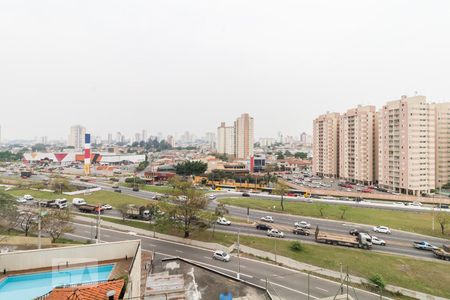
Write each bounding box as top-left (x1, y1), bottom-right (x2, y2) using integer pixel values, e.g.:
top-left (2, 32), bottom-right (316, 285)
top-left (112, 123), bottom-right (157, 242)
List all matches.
top-left (237, 228), bottom-right (241, 280)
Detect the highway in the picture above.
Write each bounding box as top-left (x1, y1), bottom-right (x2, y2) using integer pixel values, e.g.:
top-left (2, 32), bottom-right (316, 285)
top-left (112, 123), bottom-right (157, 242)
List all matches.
top-left (91, 181), bottom-right (450, 260)
top-left (66, 219), bottom-right (390, 300)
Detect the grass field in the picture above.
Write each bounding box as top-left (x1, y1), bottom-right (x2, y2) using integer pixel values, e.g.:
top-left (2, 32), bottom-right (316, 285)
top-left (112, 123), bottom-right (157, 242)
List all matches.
top-left (219, 197), bottom-right (450, 239)
top-left (121, 183), bottom-right (176, 195)
top-left (96, 215), bottom-right (450, 298)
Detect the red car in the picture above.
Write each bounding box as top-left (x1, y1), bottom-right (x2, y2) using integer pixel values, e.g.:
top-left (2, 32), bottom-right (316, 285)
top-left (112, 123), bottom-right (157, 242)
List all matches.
top-left (287, 193), bottom-right (297, 197)
top-left (344, 184), bottom-right (353, 189)
top-left (362, 188), bottom-right (373, 193)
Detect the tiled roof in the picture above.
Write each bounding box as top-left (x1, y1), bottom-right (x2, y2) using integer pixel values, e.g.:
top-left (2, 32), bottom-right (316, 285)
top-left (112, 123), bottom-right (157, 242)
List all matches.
top-left (45, 279), bottom-right (125, 300)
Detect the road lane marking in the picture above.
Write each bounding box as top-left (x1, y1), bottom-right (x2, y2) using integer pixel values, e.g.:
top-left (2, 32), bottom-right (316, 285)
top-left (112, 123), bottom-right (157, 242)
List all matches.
top-left (315, 287), bottom-right (328, 292)
top-left (260, 279), bottom-right (319, 299)
top-left (175, 250), bottom-right (183, 253)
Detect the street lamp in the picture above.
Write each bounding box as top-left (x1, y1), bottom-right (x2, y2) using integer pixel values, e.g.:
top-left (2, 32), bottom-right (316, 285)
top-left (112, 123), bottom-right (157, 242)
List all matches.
top-left (237, 228), bottom-right (241, 280)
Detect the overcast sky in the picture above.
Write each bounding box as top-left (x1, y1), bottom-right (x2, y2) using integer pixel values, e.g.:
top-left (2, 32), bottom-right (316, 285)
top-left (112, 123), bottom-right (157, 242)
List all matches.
top-left (1, 0), bottom-right (450, 141)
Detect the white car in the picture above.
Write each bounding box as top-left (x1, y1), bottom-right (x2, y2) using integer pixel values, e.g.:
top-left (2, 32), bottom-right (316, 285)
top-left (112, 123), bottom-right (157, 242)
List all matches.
top-left (208, 194), bottom-right (217, 200)
top-left (16, 197), bottom-right (27, 203)
top-left (373, 226), bottom-right (391, 234)
top-left (267, 229), bottom-right (285, 238)
top-left (371, 236), bottom-right (386, 246)
top-left (216, 217), bottom-right (231, 226)
top-left (294, 221), bottom-right (311, 229)
top-left (101, 204), bottom-right (113, 210)
top-left (23, 194), bottom-right (33, 200)
top-left (260, 216), bottom-right (274, 223)
top-left (408, 202), bottom-right (422, 207)
top-left (212, 250), bottom-right (231, 262)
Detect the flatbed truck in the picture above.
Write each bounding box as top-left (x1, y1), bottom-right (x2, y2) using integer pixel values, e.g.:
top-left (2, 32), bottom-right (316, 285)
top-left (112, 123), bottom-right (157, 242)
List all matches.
top-left (314, 226), bottom-right (372, 249)
top-left (432, 245), bottom-right (450, 261)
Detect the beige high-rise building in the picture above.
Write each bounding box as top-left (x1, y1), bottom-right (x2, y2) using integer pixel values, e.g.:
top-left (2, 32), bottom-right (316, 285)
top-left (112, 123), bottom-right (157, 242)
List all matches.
top-left (378, 96), bottom-right (435, 195)
top-left (68, 125), bottom-right (86, 150)
top-left (234, 113), bottom-right (254, 159)
top-left (339, 105), bottom-right (377, 184)
top-left (217, 122), bottom-right (235, 156)
top-left (312, 112), bottom-right (340, 178)
top-left (434, 102), bottom-right (450, 189)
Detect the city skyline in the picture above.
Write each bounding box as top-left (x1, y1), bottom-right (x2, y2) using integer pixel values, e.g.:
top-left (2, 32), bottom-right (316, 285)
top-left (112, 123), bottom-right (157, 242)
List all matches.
top-left (1, 1), bottom-right (450, 139)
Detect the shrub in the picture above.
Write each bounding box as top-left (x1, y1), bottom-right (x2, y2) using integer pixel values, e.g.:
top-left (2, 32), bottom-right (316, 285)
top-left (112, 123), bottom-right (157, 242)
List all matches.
top-left (368, 273), bottom-right (386, 290)
top-left (290, 241), bottom-right (303, 252)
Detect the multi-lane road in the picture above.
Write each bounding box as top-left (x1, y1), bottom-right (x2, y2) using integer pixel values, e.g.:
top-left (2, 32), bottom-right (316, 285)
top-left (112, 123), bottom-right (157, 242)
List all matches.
top-left (66, 220), bottom-right (389, 300)
top-left (91, 181), bottom-right (449, 260)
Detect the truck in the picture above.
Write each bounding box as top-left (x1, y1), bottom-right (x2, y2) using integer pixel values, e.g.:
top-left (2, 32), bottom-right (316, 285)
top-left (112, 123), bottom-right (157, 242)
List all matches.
top-left (126, 205), bottom-right (151, 220)
top-left (20, 171), bottom-right (32, 178)
top-left (413, 241), bottom-right (438, 251)
top-left (77, 204), bottom-right (103, 214)
top-left (314, 226), bottom-right (372, 249)
top-left (46, 198), bottom-right (68, 209)
top-left (432, 245), bottom-right (450, 261)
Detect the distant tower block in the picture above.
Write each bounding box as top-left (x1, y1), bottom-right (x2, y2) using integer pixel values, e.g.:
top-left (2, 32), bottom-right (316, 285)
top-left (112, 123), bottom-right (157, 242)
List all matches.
top-left (84, 133), bottom-right (91, 175)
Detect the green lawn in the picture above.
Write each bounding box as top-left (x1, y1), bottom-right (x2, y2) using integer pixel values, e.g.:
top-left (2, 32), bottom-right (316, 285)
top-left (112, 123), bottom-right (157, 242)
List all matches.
top-left (219, 198), bottom-right (450, 239)
top-left (95, 216), bottom-right (450, 298)
top-left (121, 183), bottom-right (176, 194)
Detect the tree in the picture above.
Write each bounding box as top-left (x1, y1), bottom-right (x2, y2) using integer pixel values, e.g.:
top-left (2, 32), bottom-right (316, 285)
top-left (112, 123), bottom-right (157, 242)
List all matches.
top-left (276, 151), bottom-right (285, 160)
top-left (42, 209), bottom-right (74, 242)
top-left (50, 178), bottom-right (74, 193)
top-left (368, 273), bottom-right (386, 290)
top-left (31, 143), bottom-right (47, 152)
top-left (317, 204), bottom-right (328, 217)
top-left (215, 203), bottom-right (229, 216)
top-left (284, 150), bottom-right (292, 157)
top-left (17, 208), bottom-right (36, 236)
top-left (273, 182), bottom-right (289, 211)
top-left (338, 205), bottom-right (350, 219)
top-left (436, 212), bottom-right (450, 235)
top-left (0, 192), bottom-right (18, 232)
top-left (117, 203), bottom-right (130, 221)
top-left (294, 152), bottom-right (308, 159)
top-left (175, 161), bottom-right (208, 176)
top-left (167, 182), bottom-right (208, 238)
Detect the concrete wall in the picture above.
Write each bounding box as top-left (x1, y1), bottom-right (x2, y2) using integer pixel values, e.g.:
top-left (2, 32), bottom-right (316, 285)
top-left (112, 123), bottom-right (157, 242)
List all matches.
top-left (0, 240), bottom-right (140, 272)
top-left (124, 241), bottom-right (141, 300)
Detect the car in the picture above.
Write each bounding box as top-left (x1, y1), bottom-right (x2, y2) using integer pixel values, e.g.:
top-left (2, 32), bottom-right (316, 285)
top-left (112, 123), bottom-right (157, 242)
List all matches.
top-left (294, 221), bottom-right (311, 229)
top-left (101, 204), bottom-right (113, 210)
top-left (132, 187), bottom-right (139, 192)
top-left (267, 229), bottom-right (285, 238)
top-left (114, 189), bottom-right (122, 193)
top-left (362, 188), bottom-right (373, 193)
top-left (208, 194), bottom-right (217, 200)
top-left (349, 228), bottom-right (360, 236)
top-left (413, 241), bottom-right (438, 251)
top-left (16, 197), bottom-right (27, 203)
top-left (152, 195), bottom-right (161, 200)
top-left (216, 217), bottom-right (231, 226)
top-left (23, 194), bottom-right (33, 200)
top-left (242, 192), bottom-right (250, 197)
top-left (373, 226), bottom-right (391, 234)
top-left (437, 204), bottom-right (449, 209)
top-left (212, 250), bottom-right (231, 262)
top-left (292, 227), bottom-right (310, 236)
top-left (371, 236), bottom-right (386, 246)
top-left (408, 202), bottom-right (422, 207)
top-left (256, 223), bottom-right (272, 231)
top-left (260, 216), bottom-right (274, 223)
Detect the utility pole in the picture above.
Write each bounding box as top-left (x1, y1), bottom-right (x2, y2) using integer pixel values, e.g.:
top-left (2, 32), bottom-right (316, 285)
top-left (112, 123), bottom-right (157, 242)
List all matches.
top-left (236, 228), bottom-right (241, 279)
top-left (307, 272), bottom-right (310, 300)
top-left (38, 205), bottom-right (42, 250)
top-left (96, 204), bottom-right (101, 243)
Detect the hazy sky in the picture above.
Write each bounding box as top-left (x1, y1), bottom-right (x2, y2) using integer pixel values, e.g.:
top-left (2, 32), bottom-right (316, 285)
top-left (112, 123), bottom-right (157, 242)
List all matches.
top-left (1, 0), bottom-right (450, 141)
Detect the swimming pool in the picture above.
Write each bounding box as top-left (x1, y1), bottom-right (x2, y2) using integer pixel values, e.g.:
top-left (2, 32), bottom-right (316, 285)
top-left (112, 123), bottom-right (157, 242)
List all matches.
top-left (0, 264), bottom-right (114, 300)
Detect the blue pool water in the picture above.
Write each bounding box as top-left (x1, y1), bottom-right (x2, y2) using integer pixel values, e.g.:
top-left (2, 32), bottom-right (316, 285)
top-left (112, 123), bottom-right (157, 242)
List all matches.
top-left (0, 264), bottom-right (114, 300)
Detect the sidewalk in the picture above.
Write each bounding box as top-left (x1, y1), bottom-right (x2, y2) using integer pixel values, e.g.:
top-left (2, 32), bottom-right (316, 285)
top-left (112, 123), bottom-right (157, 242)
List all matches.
top-left (73, 215), bottom-right (448, 300)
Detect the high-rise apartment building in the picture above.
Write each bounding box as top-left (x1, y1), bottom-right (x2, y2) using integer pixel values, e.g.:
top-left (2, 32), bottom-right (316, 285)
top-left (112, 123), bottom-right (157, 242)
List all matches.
top-left (312, 112), bottom-right (340, 178)
top-left (234, 113), bottom-right (254, 159)
top-left (217, 122), bottom-right (235, 156)
top-left (339, 105), bottom-right (377, 184)
top-left (68, 125), bottom-right (86, 150)
top-left (434, 102), bottom-right (450, 189)
top-left (378, 96), bottom-right (435, 195)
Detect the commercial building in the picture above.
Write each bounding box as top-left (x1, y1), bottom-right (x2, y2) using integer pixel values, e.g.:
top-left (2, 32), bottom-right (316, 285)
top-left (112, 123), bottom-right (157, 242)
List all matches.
top-left (68, 125), bottom-right (86, 150)
top-left (235, 113), bottom-right (254, 159)
top-left (434, 102), bottom-right (450, 189)
top-left (378, 96), bottom-right (435, 195)
top-left (339, 105), bottom-right (377, 185)
top-left (312, 112), bottom-right (340, 178)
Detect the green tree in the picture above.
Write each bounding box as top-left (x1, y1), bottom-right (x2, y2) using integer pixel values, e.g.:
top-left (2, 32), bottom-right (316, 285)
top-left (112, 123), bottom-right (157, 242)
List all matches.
top-left (338, 205), bottom-right (350, 219)
top-left (166, 181), bottom-right (208, 238)
top-left (436, 212), bottom-right (450, 235)
top-left (31, 143), bottom-right (47, 152)
top-left (368, 273), bottom-right (386, 290)
top-left (273, 182), bottom-right (289, 211)
top-left (276, 151), bottom-right (285, 160)
top-left (0, 192), bottom-right (18, 233)
top-left (294, 152), bottom-right (308, 159)
top-left (317, 203), bottom-right (328, 217)
top-left (175, 161), bottom-right (208, 176)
